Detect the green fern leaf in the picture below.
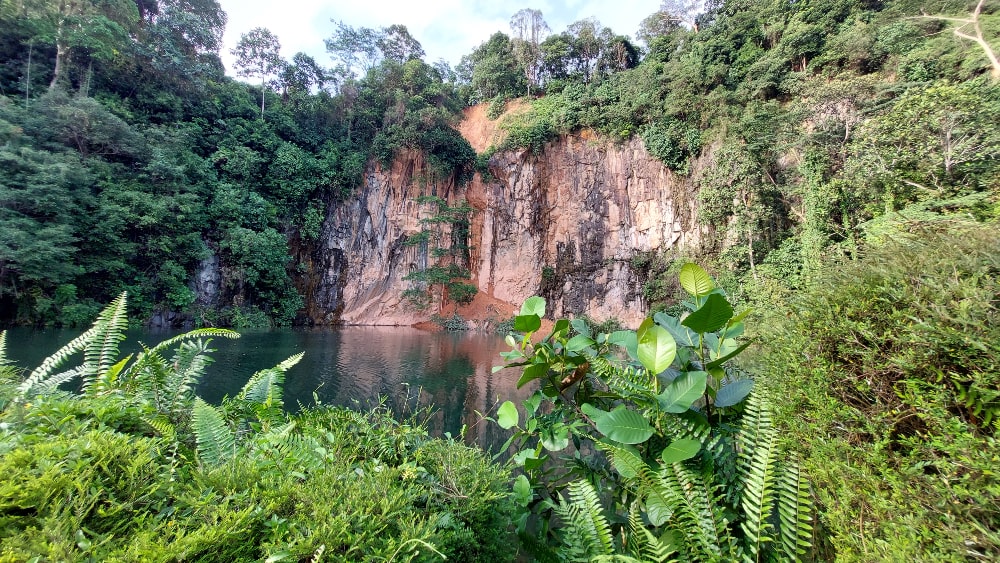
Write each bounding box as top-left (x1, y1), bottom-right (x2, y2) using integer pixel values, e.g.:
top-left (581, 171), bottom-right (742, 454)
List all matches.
top-left (17, 325), bottom-right (97, 397)
top-left (81, 292), bottom-right (129, 393)
top-left (740, 427), bottom-right (779, 561)
top-left (192, 397), bottom-right (236, 468)
top-left (777, 461), bottom-right (813, 561)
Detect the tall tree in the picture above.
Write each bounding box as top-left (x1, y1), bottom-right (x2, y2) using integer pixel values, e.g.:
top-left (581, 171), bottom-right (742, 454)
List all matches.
top-left (660, 0), bottom-right (704, 33)
top-left (377, 24), bottom-right (424, 64)
top-left (509, 8), bottom-right (550, 95)
top-left (325, 21), bottom-right (381, 78)
top-left (231, 27), bottom-right (283, 119)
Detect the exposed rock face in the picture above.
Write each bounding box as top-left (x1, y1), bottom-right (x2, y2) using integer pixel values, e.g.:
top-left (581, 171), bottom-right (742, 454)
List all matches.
top-left (301, 109), bottom-right (702, 327)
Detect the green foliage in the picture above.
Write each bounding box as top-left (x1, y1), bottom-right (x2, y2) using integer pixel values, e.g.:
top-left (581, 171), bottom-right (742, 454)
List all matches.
top-left (493, 264), bottom-right (813, 561)
top-left (756, 221), bottom-right (1000, 560)
top-left (0, 296), bottom-right (515, 561)
top-left (403, 197), bottom-right (478, 310)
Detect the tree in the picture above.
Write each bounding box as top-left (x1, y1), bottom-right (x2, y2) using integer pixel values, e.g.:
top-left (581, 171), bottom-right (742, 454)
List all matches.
top-left (463, 32), bottom-right (526, 104)
top-left (509, 8), bottom-right (550, 95)
top-left (914, 0), bottom-right (1000, 79)
top-left (324, 21), bottom-right (381, 78)
top-left (377, 24), bottom-right (424, 63)
top-left (231, 27), bottom-right (283, 119)
top-left (660, 0), bottom-right (705, 33)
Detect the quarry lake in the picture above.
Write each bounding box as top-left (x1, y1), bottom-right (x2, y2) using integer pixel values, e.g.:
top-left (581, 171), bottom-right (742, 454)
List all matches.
top-left (4, 326), bottom-right (532, 452)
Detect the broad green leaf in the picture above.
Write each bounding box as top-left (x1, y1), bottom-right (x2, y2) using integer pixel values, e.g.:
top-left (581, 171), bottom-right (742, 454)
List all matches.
top-left (581, 402), bottom-right (609, 422)
top-left (497, 401), bottom-right (519, 429)
top-left (570, 318), bottom-right (591, 338)
top-left (657, 371), bottom-right (708, 413)
top-left (524, 392), bottom-right (542, 415)
top-left (524, 455), bottom-right (547, 471)
top-left (566, 334), bottom-right (595, 352)
top-left (681, 293), bottom-right (734, 334)
top-left (637, 318), bottom-right (676, 374)
top-left (491, 365), bottom-right (504, 373)
top-left (705, 341), bottom-right (752, 369)
top-left (661, 438), bottom-right (702, 463)
top-left (514, 314), bottom-right (541, 333)
top-left (679, 263), bottom-right (714, 297)
top-left (520, 296), bottom-right (546, 317)
top-left (512, 448), bottom-right (537, 466)
top-left (595, 405), bottom-right (654, 444)
top-left (517, 362), bottom-right (549, 388)
top-left (541, 424), bottom-right (570, 451)
top-left (513, 474), bottom-right (532, 506)
top-left (607, 330), bottom-right (633, 347)
top-left (721, 321), bottom-right (745, 340)
top-left (714, 379), bottom-right (755, 408)
top-left (547, 318), bottom-right (570, 339)
top-left (654, 312), bottom-right (698, 347)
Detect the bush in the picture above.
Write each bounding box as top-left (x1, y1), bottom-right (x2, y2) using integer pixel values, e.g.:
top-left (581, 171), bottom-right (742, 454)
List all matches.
top-left (0, 300), bottom-right (515, 561)
top-left (755, 220), bottom-right (1000, 560)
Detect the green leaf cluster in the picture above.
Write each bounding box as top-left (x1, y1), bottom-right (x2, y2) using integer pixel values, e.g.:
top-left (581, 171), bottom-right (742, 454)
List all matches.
top-left (493, 264), bottom-right (812, 561)
top-left (0, 296), bottom-right (516, 561)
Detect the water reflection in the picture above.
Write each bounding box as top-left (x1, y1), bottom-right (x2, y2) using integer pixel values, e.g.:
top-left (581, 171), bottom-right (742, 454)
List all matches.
top-left (3, 326), bottom-right (532, 452)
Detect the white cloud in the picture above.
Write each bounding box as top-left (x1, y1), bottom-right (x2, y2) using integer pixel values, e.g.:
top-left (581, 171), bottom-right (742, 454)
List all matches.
top-left (218, 0), bottom-right (662, 77)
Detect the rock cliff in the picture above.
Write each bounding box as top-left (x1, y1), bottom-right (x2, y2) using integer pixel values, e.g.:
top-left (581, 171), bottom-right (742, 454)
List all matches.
top-left (299, 105), bottom-right (703, 327)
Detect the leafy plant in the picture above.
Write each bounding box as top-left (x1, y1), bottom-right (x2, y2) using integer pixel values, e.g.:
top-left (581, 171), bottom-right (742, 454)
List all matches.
top-left (492, 264), bottom-right (813, 561)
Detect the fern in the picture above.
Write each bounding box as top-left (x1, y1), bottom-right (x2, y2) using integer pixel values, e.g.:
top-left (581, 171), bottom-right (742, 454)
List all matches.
top-left (192, 397), bottom-right (236, 468)
top-left (237, 352), bottom-right (303, 428)
top-left (590, 355), bottom-right (658, 406)
top-left (17, 325), bottom-right (97, 397)
top-left (776, 461), bottom-right (813, 562)
top-left (81, 292), bottom-right (129, 394)
top-left (740, 418), bottom-right (779, 561)
top-left (0, 330), bottom-right (8, 366)
top-left (626, 501), bottom-right (676, 563)
top-left (554, 479), bottom-right (617, 561)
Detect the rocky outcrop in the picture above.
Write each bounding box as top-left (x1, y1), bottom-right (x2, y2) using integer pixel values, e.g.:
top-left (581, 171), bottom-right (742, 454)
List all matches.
top-left (300, 108), bottom-right (703, 327)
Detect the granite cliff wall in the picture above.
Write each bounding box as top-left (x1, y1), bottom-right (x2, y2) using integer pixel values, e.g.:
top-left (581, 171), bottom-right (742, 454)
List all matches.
top-left (298, 106), bottom-right (704, 327)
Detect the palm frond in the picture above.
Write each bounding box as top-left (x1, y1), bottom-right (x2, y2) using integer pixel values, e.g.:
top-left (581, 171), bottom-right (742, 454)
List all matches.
top-left (192, 397), bottom-right (236, 468)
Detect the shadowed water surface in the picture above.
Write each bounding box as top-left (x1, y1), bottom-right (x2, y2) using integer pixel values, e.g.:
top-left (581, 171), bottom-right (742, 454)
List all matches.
top-left (3, 326), bottom-right (531, 451)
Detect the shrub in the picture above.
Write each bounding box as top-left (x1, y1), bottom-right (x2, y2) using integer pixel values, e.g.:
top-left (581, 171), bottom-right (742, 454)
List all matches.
top-left (755, 220), bottom-right (1000, 560)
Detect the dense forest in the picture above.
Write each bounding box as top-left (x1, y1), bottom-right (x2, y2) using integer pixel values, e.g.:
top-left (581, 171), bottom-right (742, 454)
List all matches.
top-left (1, 0), bottom-right (999, 560)
top-left (0, 0), bottom-right (996, 328)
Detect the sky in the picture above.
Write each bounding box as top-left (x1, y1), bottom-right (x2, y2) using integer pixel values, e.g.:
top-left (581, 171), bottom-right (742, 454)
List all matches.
top-left (217, 0), bottom-right (663, 76)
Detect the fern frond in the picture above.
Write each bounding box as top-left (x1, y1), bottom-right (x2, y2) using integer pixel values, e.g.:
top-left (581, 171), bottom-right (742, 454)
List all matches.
top-left (554, 479), bottom-right (616, 561)
top-left (163, 339), bottom-right (215, 416)
top-left (737, 392), bottom-right (773, 469)
top-left (740, 427), bottom-right (779, 562)
top-left (626, 501), bottom-right (676, 563)
top-left (192, 397), bottom-right (236, 468)
top-left (144, 415), bottom-right (177, 442)
top-left (17, 326), bottom-right (97, 397)
top-left (124, 328), bottom-right (238, 388)
top-left (661, 462), bottom-right (726, 558)
top-left (777, 461), bottom-right (813, 562)
top-left (0, 330), bottom-right (9, 366)
top-left (237, 352), bottom-right (303, 427)
top-left (81, 292), bottom-right (129, 394)
top-left (590, 355), bottom-right (658, 406)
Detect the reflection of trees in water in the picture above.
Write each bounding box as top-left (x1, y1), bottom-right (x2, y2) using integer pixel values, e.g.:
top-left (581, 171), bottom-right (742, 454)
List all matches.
top-left (7, 325), bottom-right (537, 449)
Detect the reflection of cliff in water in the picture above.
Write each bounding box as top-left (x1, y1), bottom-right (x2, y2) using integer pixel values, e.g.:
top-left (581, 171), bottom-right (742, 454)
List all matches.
top-left (1, 325), bottom-right (531, 453)
top-left (328, 327), bottom-right (532, 452)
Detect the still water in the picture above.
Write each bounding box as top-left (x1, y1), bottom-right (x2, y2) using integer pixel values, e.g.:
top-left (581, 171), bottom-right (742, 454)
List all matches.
top-left (3, 327), bottom-right (532, 452)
